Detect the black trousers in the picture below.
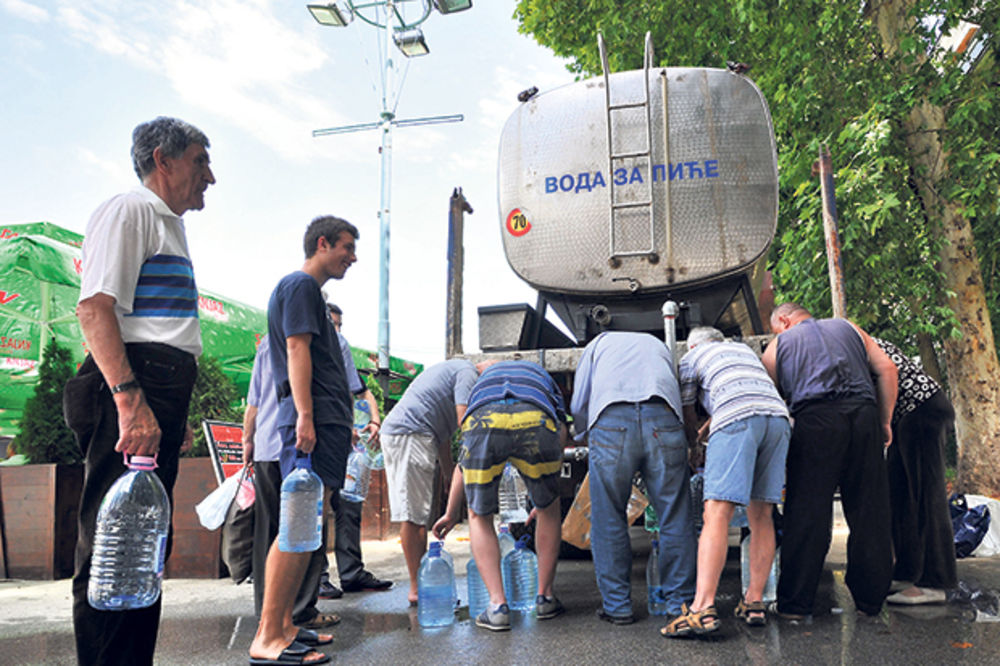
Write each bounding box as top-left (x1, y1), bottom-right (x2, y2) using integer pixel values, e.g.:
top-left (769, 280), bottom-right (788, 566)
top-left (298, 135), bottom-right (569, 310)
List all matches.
top-left (64, 344), bottom-right (197, 666)
top-left (252, 461), bottom-right (326, 624)
top-left (328, 493), bottom-right (365, 585)
top-left (889, 390), bottom-right (958, 589)
top-left (777, 400), bottom-right (893, 616)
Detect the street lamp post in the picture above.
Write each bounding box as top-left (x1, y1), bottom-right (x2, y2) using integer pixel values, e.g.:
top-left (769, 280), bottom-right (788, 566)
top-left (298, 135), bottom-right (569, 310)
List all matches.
top-left (308, 1), bottom-right (468, 394)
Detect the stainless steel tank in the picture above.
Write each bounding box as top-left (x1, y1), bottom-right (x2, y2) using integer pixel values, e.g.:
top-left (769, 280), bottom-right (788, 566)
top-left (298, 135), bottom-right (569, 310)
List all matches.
top-left (497, 67), bottom-right (778, 298)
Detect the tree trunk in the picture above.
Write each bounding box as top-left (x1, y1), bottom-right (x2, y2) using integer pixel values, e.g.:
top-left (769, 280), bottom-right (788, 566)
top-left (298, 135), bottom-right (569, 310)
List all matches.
top-left (915, 331), bottom-right (944, 386)
top-left (874, 1), bottom-right (1000, 496)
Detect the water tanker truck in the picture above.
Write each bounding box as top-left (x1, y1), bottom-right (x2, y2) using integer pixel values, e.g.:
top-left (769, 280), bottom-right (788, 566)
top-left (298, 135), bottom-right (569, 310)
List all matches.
top-left (451, 35), bottom-right (779, 537)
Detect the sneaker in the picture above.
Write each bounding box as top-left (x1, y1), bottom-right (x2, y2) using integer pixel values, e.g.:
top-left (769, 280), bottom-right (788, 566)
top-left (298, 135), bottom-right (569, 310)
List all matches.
top-left (341, 571), bottom-right (393, 592)
top-left (317, 580), bottom-right (343, 600)
top-left (476, 604), bottom-right (511, 632)
top-left (536, 595), bottom-right (565, 620)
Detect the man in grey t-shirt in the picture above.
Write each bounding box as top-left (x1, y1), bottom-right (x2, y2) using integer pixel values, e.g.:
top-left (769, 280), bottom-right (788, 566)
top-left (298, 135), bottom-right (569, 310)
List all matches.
top-left (380, 359), bottom-right (480, 604)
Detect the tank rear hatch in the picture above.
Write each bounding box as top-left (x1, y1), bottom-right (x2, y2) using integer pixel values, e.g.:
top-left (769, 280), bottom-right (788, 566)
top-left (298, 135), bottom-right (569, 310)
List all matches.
top-left (497, 67), bottom-right (777, 298)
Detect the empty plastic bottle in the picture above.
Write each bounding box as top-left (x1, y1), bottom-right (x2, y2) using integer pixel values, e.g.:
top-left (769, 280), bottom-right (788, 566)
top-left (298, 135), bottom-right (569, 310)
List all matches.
top-left (339, 444), bottom-right (371, 502)
top-left (646, 539), bottom-right (668, 615)
top-left (418, 541), bottom-right (456, 627)
top-left (466, 558), bottom-right (490, 619)
top-left (644, 503), bottom-right (659, 534)
top-left (88, 455), bottom-right (170, 610)
top-left (353, 399), bottom-right (371, 429)
top-left (278, 454), bottom-right (323, 553)
top-left (502, 536), bottom-right (538, 612)
top-left (740, 534), bottom-right (779, 603)
top-left (498, 463), bottom-right (529, 524)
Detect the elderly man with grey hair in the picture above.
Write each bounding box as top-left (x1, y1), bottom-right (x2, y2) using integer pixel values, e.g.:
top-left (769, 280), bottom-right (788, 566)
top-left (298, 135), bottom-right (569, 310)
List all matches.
top-left (63, 117), bottom-right (215, 665)
top-left (662, 327), bottom-right (790, 636)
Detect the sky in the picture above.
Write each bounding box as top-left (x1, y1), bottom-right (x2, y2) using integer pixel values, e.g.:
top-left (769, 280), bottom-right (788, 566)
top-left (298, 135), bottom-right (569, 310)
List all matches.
top-left (0, 0), bottom-right (574, 366)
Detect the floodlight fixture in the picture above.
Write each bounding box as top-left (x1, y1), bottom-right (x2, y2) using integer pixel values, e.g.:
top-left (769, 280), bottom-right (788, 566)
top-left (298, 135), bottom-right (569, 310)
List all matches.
top-left (393, 28), bottom-right (430, 57)
top-left (307, 3), bottom-right (351, 27)
top-left (434, 0), bottom-right (472, 14)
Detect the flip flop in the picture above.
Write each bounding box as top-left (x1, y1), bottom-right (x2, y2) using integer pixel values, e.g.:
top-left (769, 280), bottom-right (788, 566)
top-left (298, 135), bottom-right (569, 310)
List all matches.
top-left (295, 628), bottom-right (333, 646)
top-left (249, 640), bottom-right (330, 665)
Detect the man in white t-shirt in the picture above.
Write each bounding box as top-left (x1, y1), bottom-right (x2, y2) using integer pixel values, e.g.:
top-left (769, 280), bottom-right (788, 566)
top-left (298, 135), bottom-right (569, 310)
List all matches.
top-left (63, 117), bottom-right (215, 666)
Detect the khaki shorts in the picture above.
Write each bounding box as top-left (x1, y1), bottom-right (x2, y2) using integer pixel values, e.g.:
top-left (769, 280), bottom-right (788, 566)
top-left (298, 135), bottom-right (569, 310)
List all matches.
top-left (381, 431), bottom-right (440, 525)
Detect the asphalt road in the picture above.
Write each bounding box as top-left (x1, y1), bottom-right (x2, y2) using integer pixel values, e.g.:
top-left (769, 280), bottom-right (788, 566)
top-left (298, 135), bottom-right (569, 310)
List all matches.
top-left (2, 507), bottom-right (1000, 665)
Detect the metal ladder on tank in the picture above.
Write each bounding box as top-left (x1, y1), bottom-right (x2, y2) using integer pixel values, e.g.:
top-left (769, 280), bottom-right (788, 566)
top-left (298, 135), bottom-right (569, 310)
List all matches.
top-left (599, 32), bottom-right (657, 267)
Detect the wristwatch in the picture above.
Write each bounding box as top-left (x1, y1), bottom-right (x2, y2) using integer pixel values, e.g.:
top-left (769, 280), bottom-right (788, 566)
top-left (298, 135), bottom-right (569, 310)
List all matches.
top-left (109, 379), bottom-right (141, 395)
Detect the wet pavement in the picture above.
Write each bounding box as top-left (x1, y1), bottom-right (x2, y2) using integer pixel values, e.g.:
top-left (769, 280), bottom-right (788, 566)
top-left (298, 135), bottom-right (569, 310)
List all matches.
top-left (3, 507), bottom-right (1000, 665)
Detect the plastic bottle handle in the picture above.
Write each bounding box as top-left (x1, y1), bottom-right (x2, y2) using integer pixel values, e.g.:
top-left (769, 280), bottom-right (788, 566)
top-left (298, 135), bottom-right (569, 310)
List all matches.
top-left (123, 452), bottom-right (158, 471)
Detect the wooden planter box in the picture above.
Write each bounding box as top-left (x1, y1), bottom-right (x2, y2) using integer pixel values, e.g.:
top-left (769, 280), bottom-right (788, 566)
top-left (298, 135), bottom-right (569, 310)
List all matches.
top-left (0, 457), bottom-right (224, 580)
top-left (361, 469), bottom-right (397, 541)
top-left (165, 456), bottom-right (224, 579)
top-left (0, 463), bottom-right (83, 580)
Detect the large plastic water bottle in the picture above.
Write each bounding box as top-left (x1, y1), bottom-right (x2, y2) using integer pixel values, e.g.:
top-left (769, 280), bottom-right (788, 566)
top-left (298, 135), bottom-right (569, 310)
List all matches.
top-left (88, 455), bottom-right (170, 610)
top-left (646, 539), bottom-right (668, 615)
top-left (339, 444), bottom-right (371, 502)
top-left (498, 524), bottom-right (516, 593)
top-left (418, 541), bottom-right (456, 627)
top-left (498, 463), bottom-right (529, 524)
top-left (278, 454), bottom-right (323, 552)
top-left (498, 524), bottom-right (516, 560)
top-left (740, 534), bottom-right (780, 603)
top-left (501, 537), bottom-right (537, 612)
top-left (466, 557), bottom-right (490, 619)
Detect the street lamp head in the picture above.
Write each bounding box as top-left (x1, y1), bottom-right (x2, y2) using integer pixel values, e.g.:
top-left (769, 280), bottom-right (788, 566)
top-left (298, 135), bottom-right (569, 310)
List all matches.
top-left (307, 3), bottom-right (352, 27)
top-left (434, 0), bottom-right (472, 14)
top-left (393, 28), bottom-right (430, 57)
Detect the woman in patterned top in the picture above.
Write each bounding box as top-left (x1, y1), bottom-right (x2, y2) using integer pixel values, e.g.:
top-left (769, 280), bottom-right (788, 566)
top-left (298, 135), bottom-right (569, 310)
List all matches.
top-left (874, 338), bottom-right (957, 605)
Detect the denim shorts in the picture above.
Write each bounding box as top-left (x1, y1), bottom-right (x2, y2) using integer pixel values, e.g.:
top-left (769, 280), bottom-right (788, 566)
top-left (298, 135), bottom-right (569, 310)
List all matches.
top-left (703, 414), bottom-right (790, 505)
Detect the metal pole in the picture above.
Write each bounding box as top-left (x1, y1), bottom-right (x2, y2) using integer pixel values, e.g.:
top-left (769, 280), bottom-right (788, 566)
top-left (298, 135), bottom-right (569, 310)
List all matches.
top-left (662, 300), bottom-right (679, 374)
top-left (376, 9), bottom-right (395, 394)
top-left (817, 145), bottom-right (847, 319)
top-left (446, 187), bottom-right (472, 358)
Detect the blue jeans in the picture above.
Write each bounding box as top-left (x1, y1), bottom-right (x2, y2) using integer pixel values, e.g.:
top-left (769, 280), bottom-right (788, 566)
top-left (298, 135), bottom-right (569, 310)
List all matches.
top-left (588, 401), bottom-right (696, 616)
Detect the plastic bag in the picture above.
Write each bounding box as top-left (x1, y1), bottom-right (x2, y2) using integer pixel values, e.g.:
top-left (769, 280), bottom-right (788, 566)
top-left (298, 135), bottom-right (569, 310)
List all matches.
top-left (196, 471), bottom-right (242, 530)
top-left (222, 468), bottom-right (255, 584)
top-left (950, 493), bottom-right (991, 559)
top-left (965, 494), bottom-right (1000, 558)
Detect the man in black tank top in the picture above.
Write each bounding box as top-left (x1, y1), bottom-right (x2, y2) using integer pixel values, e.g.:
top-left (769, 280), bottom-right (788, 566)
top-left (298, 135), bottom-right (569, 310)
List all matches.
top-left (761, 303), bottom-right (898, 618)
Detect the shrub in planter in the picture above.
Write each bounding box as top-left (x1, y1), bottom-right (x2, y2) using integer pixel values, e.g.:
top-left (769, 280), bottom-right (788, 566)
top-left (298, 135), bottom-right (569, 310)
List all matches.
top-left (13, 340), bottom-right (80, 464)
top-left (185, 355), bottom-right (242, 457)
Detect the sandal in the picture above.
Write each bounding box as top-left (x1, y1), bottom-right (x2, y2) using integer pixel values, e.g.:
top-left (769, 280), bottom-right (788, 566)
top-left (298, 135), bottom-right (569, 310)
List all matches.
top-left (660, 603), bottom-right (720, 638)
top-left (735, 598), bottom-right (767, 626)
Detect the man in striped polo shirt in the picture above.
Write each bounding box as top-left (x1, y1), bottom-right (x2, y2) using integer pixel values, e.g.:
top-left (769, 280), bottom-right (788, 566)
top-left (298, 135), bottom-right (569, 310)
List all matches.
top-left (452, 360), bottom-right (569, 631)
top-left (664, 327), bottom-right (789, 635)
top-left (65, 117), bottom-right (214, 665)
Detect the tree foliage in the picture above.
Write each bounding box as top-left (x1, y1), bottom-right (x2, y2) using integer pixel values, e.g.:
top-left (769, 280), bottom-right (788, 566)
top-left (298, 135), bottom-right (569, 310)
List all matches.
top-left (515, 0), bottom-right (1000, 492)
top-left (514, 0), bottom-right (999, 348)
top-left (185, 355), bottom-right (243, 457)
top-left (13, 340), bottom-right (80, 464)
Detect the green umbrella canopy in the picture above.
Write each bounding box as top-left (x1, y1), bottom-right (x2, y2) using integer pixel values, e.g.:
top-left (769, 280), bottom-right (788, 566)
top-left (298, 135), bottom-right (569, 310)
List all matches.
top-left (0, 222), bottom-right (422, 439)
